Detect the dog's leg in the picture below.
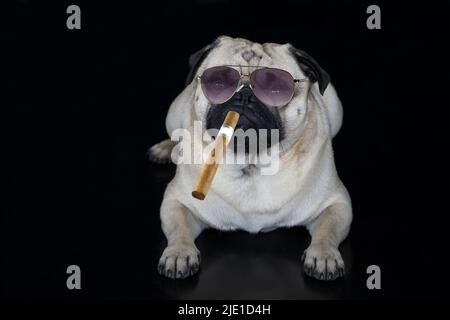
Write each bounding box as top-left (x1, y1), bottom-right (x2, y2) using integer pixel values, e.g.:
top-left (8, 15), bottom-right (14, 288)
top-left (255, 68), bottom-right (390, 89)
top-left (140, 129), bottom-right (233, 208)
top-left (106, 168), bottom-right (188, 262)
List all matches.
top-left (158, 195), bottom-right (205, 279)
top-left (148, 139), bottom-right (176, 163)
top-left (303, 202), bottom-right (352, 281)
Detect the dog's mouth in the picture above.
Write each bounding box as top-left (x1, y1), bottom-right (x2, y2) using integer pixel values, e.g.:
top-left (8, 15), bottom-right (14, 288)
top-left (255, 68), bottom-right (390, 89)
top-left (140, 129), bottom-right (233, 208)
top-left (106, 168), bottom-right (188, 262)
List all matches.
top-left (205, 91), bottom-right (283, 154)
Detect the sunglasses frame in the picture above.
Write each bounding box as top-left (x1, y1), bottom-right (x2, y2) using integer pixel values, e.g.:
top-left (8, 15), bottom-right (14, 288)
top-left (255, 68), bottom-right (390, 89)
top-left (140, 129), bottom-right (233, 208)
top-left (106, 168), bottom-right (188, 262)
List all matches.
top-left (197, 65), bottom-right (309, 106)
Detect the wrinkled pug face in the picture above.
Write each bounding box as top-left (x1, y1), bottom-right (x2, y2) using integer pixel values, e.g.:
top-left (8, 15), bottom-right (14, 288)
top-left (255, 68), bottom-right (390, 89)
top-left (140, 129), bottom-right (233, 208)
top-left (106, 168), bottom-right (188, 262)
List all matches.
top-left (188, 36), bottom-right (330, 155)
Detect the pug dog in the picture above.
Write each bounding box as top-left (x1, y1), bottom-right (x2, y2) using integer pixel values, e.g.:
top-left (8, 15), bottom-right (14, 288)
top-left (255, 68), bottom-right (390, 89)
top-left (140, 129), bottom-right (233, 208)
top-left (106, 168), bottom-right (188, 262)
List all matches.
top-left (149, 36), bottom-right (352, 281)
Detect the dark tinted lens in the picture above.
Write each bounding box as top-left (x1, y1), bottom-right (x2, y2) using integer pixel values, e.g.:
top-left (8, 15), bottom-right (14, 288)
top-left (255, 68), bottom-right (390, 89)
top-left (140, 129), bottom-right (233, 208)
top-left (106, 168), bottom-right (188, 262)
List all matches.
top-left (250, 68), bottom-right (295, 107)
top-left (200, 66), bottom-right (240, 104)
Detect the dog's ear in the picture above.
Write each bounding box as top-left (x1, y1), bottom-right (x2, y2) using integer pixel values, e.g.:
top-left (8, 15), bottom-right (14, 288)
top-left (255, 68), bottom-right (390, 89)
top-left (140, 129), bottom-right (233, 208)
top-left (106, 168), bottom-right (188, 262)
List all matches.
top-left (185, 40), bottom-right (219, 86)
top-left (289, 46), bottom-right (330, 95)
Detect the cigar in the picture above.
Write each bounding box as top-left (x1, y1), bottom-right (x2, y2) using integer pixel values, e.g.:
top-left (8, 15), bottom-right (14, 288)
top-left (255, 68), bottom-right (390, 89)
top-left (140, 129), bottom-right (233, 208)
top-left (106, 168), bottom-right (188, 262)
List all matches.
top-left (192, 111), bottom-right (240, 200)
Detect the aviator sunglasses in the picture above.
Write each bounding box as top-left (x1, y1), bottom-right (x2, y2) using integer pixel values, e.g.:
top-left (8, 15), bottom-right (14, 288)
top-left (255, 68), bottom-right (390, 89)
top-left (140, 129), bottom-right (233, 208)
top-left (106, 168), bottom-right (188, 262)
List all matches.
top-left (197, 65), bottom-right (308, 107)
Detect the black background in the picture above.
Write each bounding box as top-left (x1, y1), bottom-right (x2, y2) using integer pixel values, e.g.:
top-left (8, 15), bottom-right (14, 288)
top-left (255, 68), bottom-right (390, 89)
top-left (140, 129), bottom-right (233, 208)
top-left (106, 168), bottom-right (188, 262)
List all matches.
top-left (1, 0), bottom-right (448, 300)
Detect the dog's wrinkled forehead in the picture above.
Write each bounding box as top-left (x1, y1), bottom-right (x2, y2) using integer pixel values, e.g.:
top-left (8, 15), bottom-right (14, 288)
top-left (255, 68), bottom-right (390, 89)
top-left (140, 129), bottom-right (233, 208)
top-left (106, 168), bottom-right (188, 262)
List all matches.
top-left (198, 37), bottom-right (304, 77)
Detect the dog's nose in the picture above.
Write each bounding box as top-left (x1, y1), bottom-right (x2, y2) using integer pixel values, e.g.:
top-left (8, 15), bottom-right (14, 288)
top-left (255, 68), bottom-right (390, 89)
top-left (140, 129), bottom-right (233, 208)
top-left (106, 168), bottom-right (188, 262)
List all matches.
top-left (234, 86), bottom-right (256, 105)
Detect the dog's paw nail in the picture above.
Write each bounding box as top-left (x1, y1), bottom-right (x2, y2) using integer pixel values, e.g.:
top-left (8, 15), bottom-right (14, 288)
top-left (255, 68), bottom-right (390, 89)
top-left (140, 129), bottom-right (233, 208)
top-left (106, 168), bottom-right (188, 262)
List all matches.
top-left (190, 263), bottom-right (199, 275)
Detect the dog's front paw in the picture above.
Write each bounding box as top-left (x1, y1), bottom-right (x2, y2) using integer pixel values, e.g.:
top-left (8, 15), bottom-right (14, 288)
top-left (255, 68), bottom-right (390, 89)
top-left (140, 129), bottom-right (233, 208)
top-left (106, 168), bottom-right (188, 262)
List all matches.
top-left (148, 139), bottom-right (176, 164)
top-left (158, 243), bottom-right (201, 279)
top-left (301, 244), bottom-right (345, 281)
